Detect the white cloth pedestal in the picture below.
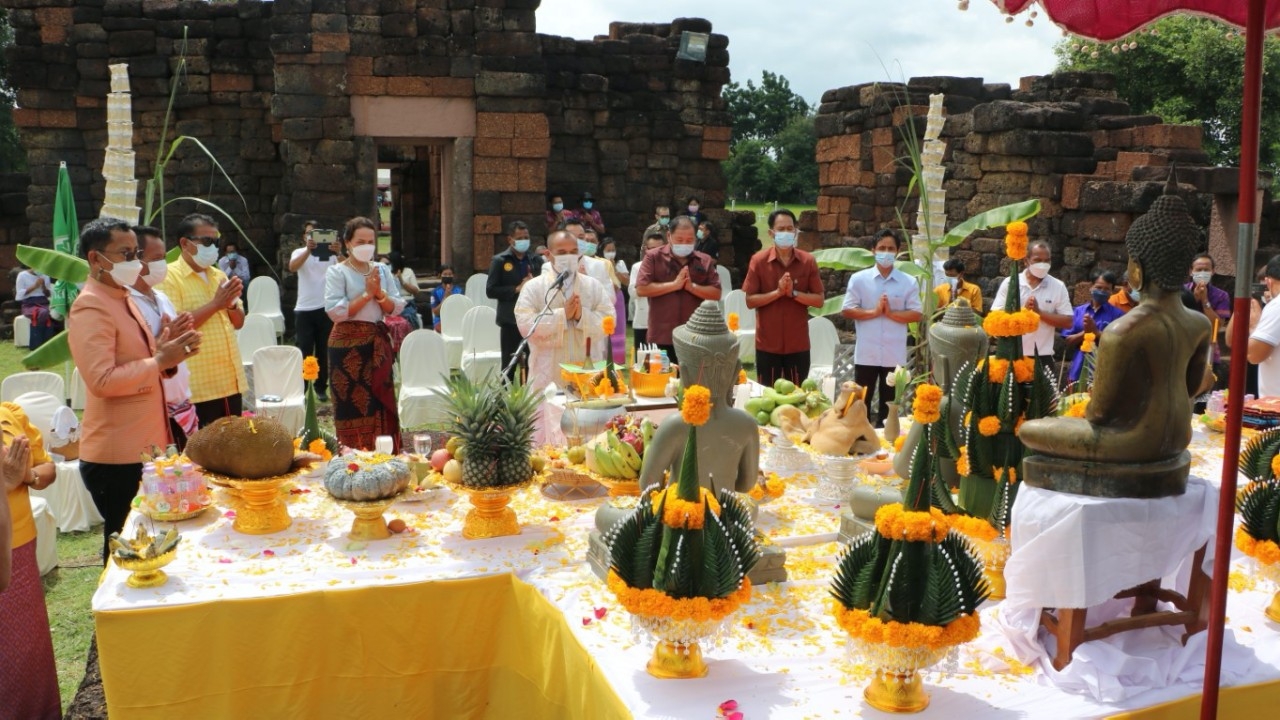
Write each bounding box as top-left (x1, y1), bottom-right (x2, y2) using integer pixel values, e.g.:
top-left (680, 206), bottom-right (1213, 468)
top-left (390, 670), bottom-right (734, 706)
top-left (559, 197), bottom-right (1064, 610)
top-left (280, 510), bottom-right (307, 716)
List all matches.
top-left (30, 460), bottom-right (104, 533)
top-left (30, 495), bottom-right (58, 575)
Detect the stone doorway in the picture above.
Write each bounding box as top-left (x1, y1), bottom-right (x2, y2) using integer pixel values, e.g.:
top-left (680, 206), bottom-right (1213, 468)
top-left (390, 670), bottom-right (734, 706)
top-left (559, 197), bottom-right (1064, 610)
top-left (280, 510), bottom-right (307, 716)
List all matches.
top-left (381, 143), bottom-right (447, 274)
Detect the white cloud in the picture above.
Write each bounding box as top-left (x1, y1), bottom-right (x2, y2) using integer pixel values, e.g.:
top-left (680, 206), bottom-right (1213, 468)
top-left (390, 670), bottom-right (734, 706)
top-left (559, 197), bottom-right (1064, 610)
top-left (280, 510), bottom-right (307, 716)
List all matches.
top-left (536, 0), bottom-right (1063, 104)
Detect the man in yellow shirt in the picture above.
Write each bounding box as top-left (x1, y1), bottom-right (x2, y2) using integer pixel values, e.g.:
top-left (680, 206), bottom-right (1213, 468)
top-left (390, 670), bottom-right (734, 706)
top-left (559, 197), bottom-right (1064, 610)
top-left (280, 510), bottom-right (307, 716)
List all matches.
top-left (934, 258), bottom-right (984, 313)
top-left (160, 213), bottom-right (248, 426)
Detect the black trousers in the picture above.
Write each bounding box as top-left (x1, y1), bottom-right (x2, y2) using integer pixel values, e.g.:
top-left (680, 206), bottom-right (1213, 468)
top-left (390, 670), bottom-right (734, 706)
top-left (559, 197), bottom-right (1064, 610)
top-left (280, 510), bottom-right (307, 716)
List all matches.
top-left (195, 394), bottom-right (243, 427)
top-left (634, 328), bottom-right (647, 348)
top-left (81, 460), bottom-right (143, 563)
top-left (499, 322), bottom-right (529, 381)
top-left (294, 308), bottom-right (333, 394)
top-left (755, 349), bottom-right (811, 389)
top-left (854, 364), bottom-right (895, 428)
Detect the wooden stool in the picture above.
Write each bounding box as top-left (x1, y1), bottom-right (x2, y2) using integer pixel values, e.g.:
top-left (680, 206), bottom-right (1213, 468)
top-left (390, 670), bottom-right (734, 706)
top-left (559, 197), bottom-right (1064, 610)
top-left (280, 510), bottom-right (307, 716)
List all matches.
top-left (1039, 545), bottom-right (1211, 670)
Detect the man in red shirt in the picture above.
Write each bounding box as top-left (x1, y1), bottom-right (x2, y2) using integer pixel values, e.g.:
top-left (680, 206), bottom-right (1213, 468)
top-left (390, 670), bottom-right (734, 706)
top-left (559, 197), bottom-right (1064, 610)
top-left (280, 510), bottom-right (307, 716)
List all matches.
top-left (635, 216), bottom-right (721, 364)
top-left (743, 209), bottom-right (825, 386)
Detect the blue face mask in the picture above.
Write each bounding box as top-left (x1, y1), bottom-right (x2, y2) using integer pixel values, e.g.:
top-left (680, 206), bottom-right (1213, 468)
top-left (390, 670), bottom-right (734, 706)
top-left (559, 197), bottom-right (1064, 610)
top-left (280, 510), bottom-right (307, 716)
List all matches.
top-left (1129, 288), bottom-right (1140, 302)
top-left (1091, 289), bottom-right (1110, 305)
top-left (582, 201), bottom-right (593, 210)
top-left (513, 239), bottom-right (530, 253)
top-left (773, 231), bottom-right (796, 248)
top-left (227, 252), bottom-right (239, 261)
top-left (578, 240), bottom-right (598, 257)
top-left (875, 251), bottom-right (896, 268)
top-left (696, 230), bottom-right (705, 241)
top-left (552, 202), bottom-right (564, 212)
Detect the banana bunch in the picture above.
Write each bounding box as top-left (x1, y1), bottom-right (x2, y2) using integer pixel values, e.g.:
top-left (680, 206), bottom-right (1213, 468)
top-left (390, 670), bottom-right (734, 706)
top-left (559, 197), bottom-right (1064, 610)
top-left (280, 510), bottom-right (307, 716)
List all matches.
top-left (593, 431), bottom-right (641, 479)
top-left (110, 525), bottom-right (182, 560)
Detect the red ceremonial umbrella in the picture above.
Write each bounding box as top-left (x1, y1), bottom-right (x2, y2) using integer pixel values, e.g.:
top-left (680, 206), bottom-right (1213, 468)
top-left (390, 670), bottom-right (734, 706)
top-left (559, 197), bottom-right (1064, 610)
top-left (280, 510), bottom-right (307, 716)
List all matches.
top-left (988, 2), bottom-right (1280, 718)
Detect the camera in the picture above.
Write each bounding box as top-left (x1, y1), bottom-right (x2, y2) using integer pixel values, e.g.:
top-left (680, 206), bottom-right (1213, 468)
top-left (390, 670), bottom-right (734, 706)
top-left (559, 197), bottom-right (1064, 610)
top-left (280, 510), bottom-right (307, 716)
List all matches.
top-left (311, 229), bottom-right (338, 260)
top-left (1253, 282), bottom-right (1269, 304)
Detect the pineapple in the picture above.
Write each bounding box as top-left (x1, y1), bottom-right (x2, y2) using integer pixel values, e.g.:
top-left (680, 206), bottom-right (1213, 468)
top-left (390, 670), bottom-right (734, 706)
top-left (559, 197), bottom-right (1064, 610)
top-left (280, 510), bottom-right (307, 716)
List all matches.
top-left (444, 374), bottom-right (541, 489)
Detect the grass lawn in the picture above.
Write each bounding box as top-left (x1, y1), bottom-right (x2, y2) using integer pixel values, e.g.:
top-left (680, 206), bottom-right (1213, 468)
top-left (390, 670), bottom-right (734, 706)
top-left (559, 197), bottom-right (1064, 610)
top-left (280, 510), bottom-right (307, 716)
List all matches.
top-left (730, 202), bottom-right (816, 249)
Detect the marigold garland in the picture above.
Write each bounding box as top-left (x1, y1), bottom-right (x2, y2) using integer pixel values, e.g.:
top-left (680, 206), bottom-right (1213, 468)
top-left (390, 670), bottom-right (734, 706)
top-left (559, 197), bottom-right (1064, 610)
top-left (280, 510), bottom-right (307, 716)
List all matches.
top-left (833, 605), bottom-right (981, 650)
top-left (1235, 527), bottom-right (1280, 565)
top-left (1271, 453), bottom-right (1280, 479)
top-left (727, 312), bottom-right (740, 332)
top-left (987, 356), bottom-right (1033, 384)
top-left (608, 570), bottom-right (752, 622)
top-left (912, 383), bottom-right (943, 424)
top-left (307, 438), bottom-right (333, 461)
top-left (1013, 358), bottom-right (1035, 383)
top-left (682, 385), bottom-right (712, 426)
top-left (948, 513), bottom-right (999, 542)
top-left (995, 466), bottom-right (1018, 485)
top-left (302, 356), bottom-right (320, 382)
top-left (748, 474), bottom-right (786, 501)
top-left (983, 309), bottom-right (1041, 338)
top-left (1081, 332), bottom-right (1096, 354)
top-left (1006, 221), bottom-right (1029, 236)
top-left (1066, 399), bottom-right (1089, 418)
top-left (651, 485), bottom-right (722, 529)
top-left (874, 504), bottom-right (949, 542)
top-left (978, 415), bottom-right (1001, 437)
top-left (956, 446), bottom-right (970, 476)
top-left (595, 375), bottom-right (627, 396)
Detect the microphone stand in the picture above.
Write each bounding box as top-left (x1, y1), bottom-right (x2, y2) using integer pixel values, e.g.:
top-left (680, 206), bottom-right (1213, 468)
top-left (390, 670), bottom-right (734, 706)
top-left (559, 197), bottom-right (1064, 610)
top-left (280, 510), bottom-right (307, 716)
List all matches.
top-left (501, 278), bottom-right (564, 383)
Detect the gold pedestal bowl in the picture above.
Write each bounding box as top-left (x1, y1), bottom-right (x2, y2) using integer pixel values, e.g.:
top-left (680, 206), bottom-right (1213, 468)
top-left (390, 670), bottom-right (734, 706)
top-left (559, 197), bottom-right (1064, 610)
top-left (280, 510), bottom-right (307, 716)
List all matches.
top-left (446, 479), bottom-right (533, 539)
top-left (112, 547), bottom-right (178, 589)
top-left (201, 467), bottom-right (313, 535)
top-left (631, 613), bottom-right (726, 679)
top-left (850, 638), bottom-right (950, 714)
top-left (330, 491), bottom-right (406, 541)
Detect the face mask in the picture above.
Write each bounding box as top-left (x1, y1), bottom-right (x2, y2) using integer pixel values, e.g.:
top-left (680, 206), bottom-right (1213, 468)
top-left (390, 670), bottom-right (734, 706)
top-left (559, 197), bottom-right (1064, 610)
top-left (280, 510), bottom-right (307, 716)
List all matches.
top-left (604, 250), bottom-right (616, 260)
top-left (1191, 271), bottom-right (1212, 285)
top-left (696, 230), bottom-right (705, 241)
top-left (671, 243), bottom-right (694, 258)
top-left (513, 239), bottom-right (530, 253)
top-left (688, 205), bottom-right (699, 214)
top-left (193, 243), bottom-right (219, 268)
top-left (875, 251), bottom-right (896, 268)
top-left (1091, 289), bottom-right (1110, 305)
top-left (582, 201), bottom-right (593, 210)
top-left (1129, 289), bottom-right (1140, 302)
top-left (103, 257), bottom-right (143, 287)
top-left (227, 252), bottom-right (239, 261)
top-left (658, 217), bottom-right (670, 226)
top-left (1028, 262), bottom-right (1051, 279)
top-left (946, 276), bottom-right (959, 289)
top-left (577, 240), bottom-right (597, 256)
top-left (143, 259), bottom-right (168, 287)
top-left (553, 254), bottom-right (579, 274)
top-left (351, 244), bottom-right (377, 263)
top-left (773, 231), bottom-right (797, 248)
top-left (552, 202), bottom-right (564, 212)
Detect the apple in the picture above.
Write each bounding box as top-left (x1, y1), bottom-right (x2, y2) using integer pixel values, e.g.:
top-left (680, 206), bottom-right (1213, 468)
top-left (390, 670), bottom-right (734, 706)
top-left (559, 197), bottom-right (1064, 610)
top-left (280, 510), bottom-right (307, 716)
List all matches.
top-left (430, 449), bottom-right (452, 471)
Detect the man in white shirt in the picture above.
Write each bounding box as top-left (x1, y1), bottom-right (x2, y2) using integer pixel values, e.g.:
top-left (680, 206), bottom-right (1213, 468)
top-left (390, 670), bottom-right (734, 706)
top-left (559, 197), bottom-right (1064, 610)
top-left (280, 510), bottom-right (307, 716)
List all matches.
top-left (516, 230), bottom-right (615, 393)
top-left (15, 265), bottom-right (60, 349)
top-left (841, 229), bottom-right (923, 426)
top-left (991, 240), bottom-right (1073, 364)
top-left (1248, 256), bottom-right (1280, 397)
top-left (217, 240), bottom-right (252, 302)
top-left (129, 226), bottom-right (199, 446)
top-left (288, 221), bottom-right (340, 401)
top-left (630, 231), bottom-right (666, 347)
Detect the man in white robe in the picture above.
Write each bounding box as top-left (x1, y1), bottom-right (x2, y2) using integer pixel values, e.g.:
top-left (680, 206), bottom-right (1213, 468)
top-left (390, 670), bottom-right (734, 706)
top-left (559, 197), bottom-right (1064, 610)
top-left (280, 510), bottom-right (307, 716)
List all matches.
top-left (516, 230), bottom-right (616, 395)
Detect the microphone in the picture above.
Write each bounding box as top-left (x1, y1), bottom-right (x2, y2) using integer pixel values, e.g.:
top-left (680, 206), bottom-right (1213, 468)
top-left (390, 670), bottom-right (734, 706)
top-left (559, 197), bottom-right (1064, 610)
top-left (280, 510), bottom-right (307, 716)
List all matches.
top-left (551, 269), bottom-right (571, 290)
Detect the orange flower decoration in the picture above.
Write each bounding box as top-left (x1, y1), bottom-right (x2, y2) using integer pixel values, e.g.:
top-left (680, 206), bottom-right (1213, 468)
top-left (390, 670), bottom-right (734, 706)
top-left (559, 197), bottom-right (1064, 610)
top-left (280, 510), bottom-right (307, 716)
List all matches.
top-left (727, 312), bottom-right (740, 332)
top-left (1081, 332), bottom-right (1096, 353)
top-left (1065, 399), bottom-right (1089, 418)
top-left (652, 485), bottom-right (721, 529)
top-left (1271, 454), bottom-right (1280, 479)
top-left (893, 435), bottom-right (906, 453)
top-left (602, 315), bottom-right (616, 335)
top-left (737, 369), bottom-right (748, 385)
top-left (1004, 221), bottom-right (1029, 261)
top-left (1013, 358), bottom-right (1035, 383)
top-left (1236, 527), bottom-right (1280, 565)
top-left (987, 358), bottom-right (1010, 384)
top-left (681, 385), bottom-right (712, 426)
top-left (955, 446), bottom-right (970, 476)
top-left (308, 437), bottom-right (332, 461)
top-left (978, 415), bottom-right (1001, 437)
top-left (302, 356), bottom-right (320, 382)
top-left (833, 605), bottom-right (980, 650)
top-left (608, 570), bottom-right (751, 622)
top-left (912, 383), bottom-right (943, 424)
top-left (995, 466), bottom-right (1018, 485)
top-left (874, 504), bottom-right (949, 542)
top-left (948, 513), bottom-right (998, 542)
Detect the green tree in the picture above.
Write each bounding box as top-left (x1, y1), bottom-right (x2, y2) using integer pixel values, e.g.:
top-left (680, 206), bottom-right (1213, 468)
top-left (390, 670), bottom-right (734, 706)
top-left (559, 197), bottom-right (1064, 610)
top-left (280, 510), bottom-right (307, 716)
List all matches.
top-left (1056, 16), bottom-right (1280, 169)
top-left (721, 71), bottom-right (816, 203)
top-left (0, 9), bottom-right (25, 172)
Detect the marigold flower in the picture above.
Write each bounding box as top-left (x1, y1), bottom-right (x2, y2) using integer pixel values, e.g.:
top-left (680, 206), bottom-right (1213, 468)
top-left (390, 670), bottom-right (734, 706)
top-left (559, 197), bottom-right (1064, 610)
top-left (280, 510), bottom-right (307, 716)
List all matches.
top-left (1081, 332), bottom-right (1096, 353)
top-left (893, 435), bottom-right (906, 453)
top-left (602, 315), bottom-right (616, 336)
top-left (912, 383), bottom-right (943, 424)
top-left (995, 466), bottom-right (1018, 485)
top-left (1065, 399), bottom-right (1089, 418)
top-left (1005, 233), bottom-right (1027, 261)
top-left (727, 312), bottom-right (740, 332)
top-left (1272, 454), bottom-right (1280, 479)
top-left (308, 437), bottom-right (332, 461)
top-left (748, 485), bottom-right (765, 501)
top-left (1013, 358), bottom-right (1035, 383)
top-left (737, 369), bottom-right (748, 385)
top-left (978, 415), bottom-right (1001, 437)
top-left (1236, 527), bottom-right (1280, 565)
top-left (833, 605), bottom-right (980, 649)
top-left (608, 570), bottom-right (751, 621)
top-left (948, 513), bottom-right (998, 542)
top-left (302, 356), bottom-right (320, 382)
top-left (987, 357), bottom-right (1010, 384)
top-left (955, 446), bottom-right (970, 476)
top-left (1006, 221), bottom-right (1028, 237)
top-left (681, 385), bottom-right (712, 426)
top-left (874, 504), bottom-right (949, 543)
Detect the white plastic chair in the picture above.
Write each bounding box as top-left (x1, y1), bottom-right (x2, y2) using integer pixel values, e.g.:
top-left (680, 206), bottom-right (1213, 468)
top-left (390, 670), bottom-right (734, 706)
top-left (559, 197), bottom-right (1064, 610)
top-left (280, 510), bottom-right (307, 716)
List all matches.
top-left (808, 316), bottom-right (839, 382)
top-left (247, 276), bottom-right (285, 338)
top-left (716, 264), bottom-right (732, 293)
top-left (464, 273), bottom-right (494, 310)
top-left (70, 367), bottom-right (86, 410)
top-left (13, 314), bottom-right (30, 347)
top-left (251, 346), bottom-right (306, 433)
top-left (723, 290), bottom-right (756, 362)
top-left (14, 390), bottom-right (103, 533)
top-left (30, 496), bottom-right (58, 575)
top-left (238, 314), bottom-right (277, 365)
top-left (2, 371), bottom-right (64, 403)
top-left (398, 329), bottom-right (452, 428)
top-left (439, 294), bottom-right (474, 370)
top-left (460, 305), bottom-right (502, 382)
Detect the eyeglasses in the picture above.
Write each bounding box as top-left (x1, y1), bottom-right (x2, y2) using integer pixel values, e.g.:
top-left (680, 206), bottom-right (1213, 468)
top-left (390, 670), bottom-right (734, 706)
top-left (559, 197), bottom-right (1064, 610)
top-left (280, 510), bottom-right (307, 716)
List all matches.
top-left (184, 235), bottom-right (220, 247)
top-left (101, 247), bottom-right (140, 262)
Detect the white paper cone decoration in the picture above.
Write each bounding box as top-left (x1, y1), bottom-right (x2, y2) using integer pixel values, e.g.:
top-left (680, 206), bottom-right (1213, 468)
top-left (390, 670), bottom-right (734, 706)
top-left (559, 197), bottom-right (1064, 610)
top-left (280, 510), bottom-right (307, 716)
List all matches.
top-left (912, 93), bottom-right (949, 286)
top-left (100, 62), bottom-right (141, 223)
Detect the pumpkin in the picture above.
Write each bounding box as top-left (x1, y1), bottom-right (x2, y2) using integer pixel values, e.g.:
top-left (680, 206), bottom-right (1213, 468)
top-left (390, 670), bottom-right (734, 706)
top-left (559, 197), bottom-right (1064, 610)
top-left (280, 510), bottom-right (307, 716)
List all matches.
top-left (324, 454), bottom-right (412, 501)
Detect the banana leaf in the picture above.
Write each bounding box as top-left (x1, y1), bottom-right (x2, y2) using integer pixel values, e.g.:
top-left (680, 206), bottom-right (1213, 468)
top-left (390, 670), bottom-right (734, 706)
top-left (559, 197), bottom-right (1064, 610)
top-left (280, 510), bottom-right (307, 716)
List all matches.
top-left (938, 199), bottom-right (1041, 248)
top-left (812, 247), bottom-right (873, 271)
top-left (16, 245), bottom-right (89, 284)
top-left (809, 295), bottom-right (846, 318)
top-left (21, 330), bottom-right (72, 369)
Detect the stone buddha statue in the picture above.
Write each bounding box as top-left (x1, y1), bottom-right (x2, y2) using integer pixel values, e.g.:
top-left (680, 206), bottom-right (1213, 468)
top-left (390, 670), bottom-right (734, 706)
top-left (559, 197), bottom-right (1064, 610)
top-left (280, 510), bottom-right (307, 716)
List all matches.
top-left (639, 301), bottom-right (760, 495)
top-left (1018, 180), bottom-right (1213, 498)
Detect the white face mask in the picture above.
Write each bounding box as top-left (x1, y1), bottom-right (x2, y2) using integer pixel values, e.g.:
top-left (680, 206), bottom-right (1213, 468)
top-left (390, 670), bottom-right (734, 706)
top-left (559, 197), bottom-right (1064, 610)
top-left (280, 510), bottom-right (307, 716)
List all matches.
top-left (1028, 262), bottom-right (1051, 279)
top-left (671, 243), bottom-right (694, 258)
top-left (946, 276), bottom-right (959, 289)
top-left (874, 251), bottom-right (896, 268)
top-left (351, 244), bottom-right (376, 263)
top-left (104, 257), bottom-right (143, 287)
top-left (604, 250), bottom-right (616, 260)
top-left (192, 243), bottom-right (219, 269)
top-left (1191, 271), bottom-right (1212, 285)
top-left (143, 259), bottom-right (168, 287)
top-left (553, 253), bottom-right (579, 275)
top-left (773, 231), bottom-right (797, 248)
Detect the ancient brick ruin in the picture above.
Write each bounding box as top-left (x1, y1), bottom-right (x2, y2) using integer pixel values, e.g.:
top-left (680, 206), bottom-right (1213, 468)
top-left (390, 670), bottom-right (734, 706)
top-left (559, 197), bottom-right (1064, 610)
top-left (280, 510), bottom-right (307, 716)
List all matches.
top-left (0, 0), bottom-right (732, 304)
top-left (806, 72), bottom-right (1274, 308)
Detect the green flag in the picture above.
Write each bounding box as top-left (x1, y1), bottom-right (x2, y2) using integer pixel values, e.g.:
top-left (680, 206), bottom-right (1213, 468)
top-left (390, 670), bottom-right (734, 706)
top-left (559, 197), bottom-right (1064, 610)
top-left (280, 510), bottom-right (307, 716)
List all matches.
top-left (50, 161), bottom-right (79, 321)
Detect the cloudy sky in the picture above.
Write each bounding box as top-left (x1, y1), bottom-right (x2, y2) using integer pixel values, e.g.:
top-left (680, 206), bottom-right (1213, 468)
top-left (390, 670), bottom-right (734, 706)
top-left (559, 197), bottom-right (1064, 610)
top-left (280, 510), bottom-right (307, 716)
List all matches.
top-left (537, 0), bottom-right (1064, 105)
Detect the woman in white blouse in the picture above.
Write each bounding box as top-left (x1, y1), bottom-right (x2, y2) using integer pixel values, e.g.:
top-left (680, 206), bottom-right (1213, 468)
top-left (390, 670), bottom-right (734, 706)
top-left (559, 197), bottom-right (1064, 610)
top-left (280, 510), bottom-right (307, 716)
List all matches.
top-left (324, 217), bottom-right (406, 453)
top-left (600, 238), bottom-right (628, 363)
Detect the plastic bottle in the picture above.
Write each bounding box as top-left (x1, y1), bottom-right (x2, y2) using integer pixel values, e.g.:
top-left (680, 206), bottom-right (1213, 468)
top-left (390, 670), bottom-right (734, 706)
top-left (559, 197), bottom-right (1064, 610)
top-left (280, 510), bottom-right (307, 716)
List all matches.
top-left (648, 352), bottom-right (661, 375)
